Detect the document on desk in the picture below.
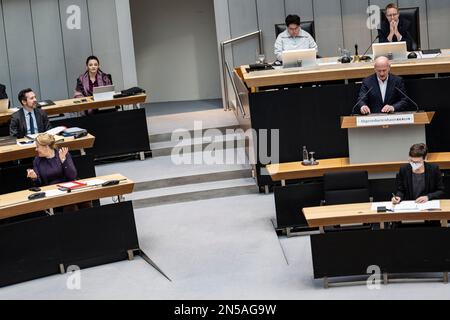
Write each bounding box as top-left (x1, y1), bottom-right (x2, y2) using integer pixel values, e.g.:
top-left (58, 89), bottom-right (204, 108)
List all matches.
top-left (371, 200), bottom-right (441, 212)
top-left (45, 189), bottom-right (67, 197)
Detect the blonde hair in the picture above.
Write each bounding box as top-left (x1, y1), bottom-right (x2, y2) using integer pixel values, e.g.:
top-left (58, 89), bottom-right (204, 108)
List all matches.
top-left (35, 133), bottom-right (56, 149)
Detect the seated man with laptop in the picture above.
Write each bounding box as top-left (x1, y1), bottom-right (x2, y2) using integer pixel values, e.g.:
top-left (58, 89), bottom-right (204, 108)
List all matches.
top-left (274, 14), bottom-right (318, 63)
top-left (357, 56), bottom-right (409, 115)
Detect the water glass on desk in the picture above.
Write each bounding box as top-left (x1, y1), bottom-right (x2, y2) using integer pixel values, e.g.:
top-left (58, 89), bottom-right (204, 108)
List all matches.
top-left (256, 54), bottom-right (266, 64)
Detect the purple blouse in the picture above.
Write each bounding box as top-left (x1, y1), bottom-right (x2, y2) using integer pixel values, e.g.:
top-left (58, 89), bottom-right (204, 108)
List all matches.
top-left (33, 152), bottom-right (77, 186)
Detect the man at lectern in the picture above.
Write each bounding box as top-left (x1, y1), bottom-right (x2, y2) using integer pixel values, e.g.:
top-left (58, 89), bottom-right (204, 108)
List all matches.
top-left (357, 56), bottom-right (409, 115)
top-left (392, 143), bottom-right (445, 205)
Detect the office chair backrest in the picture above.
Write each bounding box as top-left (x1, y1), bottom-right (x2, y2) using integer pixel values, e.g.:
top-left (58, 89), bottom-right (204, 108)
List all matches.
top-left (275, 21), bottom-right (315, 39)
top-left (324, 171), bottom-right (370, 206)
top-left (381, 7), bottom-right (420, 51)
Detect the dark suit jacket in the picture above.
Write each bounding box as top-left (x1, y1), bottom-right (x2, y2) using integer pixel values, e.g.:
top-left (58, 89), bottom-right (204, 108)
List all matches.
top-left (395, 163), bottom-right (446, 201)
top-left (357, 73), bottom-right (410, 114)
top-left (9, 107), bottom-right (52, 138)
top-left (0, 84), bottom-right (7, 100)
top-left (378, 17), bottom-right (415, 51)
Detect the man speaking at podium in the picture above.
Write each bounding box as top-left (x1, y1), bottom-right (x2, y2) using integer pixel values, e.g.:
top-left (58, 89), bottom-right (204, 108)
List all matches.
top-left (357, 56), bottom-right (409, 115)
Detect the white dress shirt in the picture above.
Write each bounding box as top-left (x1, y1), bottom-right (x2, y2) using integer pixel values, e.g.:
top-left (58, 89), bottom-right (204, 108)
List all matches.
top-left (377, 75), bottom-right (389, 103)
top-left (274, 29), bottom-right (318, 61)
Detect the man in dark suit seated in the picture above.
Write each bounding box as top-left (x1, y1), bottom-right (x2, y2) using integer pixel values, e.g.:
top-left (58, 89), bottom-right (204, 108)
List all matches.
top-left (357, 56), bottom-right (409, 115)
top-left (378, 3), bottom-right (414, 52)
top-left (9, 88), bottom-right (52, 138)
top-left (392, 143), bottom-right (445, 205)
top-left (0, 83), bottom-right (7, 101)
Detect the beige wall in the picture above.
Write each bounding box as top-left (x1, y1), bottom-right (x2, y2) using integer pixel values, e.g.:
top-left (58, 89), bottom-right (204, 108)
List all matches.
top-left (131, 0), bottom-right (221, 103)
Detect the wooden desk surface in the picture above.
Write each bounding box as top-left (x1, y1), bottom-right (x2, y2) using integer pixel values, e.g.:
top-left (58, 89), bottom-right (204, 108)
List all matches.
top-left (242, 50), bottom-right (450, 88)
top-left (303, 200), bottom-right (450, 228)
top-left (0, 174), bottom-right (134, 220)
top-left (0, 94), bottom-right (147, 125)
top-left (267, 152), bottom-right (450, 181)
top-left (0, 134), bottom-right (95, 163)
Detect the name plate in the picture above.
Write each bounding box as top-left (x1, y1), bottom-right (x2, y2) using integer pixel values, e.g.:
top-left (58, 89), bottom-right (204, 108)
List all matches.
top-left (356, 114), bottom-right (414, 127)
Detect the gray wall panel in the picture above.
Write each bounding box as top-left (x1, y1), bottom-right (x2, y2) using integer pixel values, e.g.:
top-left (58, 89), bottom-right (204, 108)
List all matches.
top-left (59, 0), bottom-right (93, 97)
top-left (342, 0), bottom-right (372, 55)
top-left (228, 0), bottom-right (259, 67)
top-left (31, 0), bottom-right (68, 100)
top-left (284, 0), bottom-right (314, 20)
top-left (427, 0), bottom-right (450, 49)
top-left (257, 0), bottom-right (286, 61)
top-left (88, 0), bottom-right (124, 91)
top-left (3, 0), bottom-right (40, 106)
top-left (0, 1), bottom-right (12, 100)
top-left (313, 0), bottom-right (344, 57)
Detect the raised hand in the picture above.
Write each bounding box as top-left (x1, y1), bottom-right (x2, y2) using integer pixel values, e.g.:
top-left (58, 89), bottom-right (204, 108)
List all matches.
top-left (59, 147), bottom-right (69, 163)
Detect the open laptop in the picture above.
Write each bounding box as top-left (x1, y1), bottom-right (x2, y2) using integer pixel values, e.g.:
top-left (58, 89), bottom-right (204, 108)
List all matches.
top-left (93, 85), bottom-right (115, 101)
top-left (282, 48), bottom-right (317, 69)
top-left (0, 99), bottom-right (9, 113)
top-left (373, 42), bottom-right (407, 61)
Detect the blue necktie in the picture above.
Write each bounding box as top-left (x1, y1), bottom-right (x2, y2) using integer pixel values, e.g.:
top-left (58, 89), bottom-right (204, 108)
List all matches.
top-left (28, 112), bottom-right (35, 134)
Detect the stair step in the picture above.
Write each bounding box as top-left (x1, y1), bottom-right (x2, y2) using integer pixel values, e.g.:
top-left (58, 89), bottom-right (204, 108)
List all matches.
top-left (95, 147), bottom-right (251, 184)
top-left (149, 125), bottom-right (241, 143)
top-left (134, 169), bottom-right (252, 192)
top-left (151, 133), bottom-right (246, 157)
top-left (100, 178), bottom-right (258, 208)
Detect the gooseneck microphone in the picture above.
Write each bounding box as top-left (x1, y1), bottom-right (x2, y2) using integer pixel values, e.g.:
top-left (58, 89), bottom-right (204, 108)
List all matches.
top-left (360, 35), bottom-right (380, 60)
top-left (351, 87), bottom-right (373, 115)
top-left (395, 86), bottom-right (420, 112)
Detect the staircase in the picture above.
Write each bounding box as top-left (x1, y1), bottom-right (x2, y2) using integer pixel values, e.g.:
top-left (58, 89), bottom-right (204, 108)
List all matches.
top-left (96, 108), bottom-right (258, 208)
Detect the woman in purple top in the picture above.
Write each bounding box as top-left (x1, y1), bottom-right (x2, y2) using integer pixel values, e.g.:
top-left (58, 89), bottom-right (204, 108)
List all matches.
top-left (74, 56), bottom-right (113, 115)
top-left (26, 134), bottom-right (77, 186)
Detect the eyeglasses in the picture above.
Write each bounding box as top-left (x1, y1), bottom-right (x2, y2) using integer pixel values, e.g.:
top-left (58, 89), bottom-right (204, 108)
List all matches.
top-left (386, 13), bottom-right (399, 18)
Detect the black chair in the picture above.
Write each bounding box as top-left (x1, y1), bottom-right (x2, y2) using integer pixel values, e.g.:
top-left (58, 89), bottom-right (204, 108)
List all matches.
top-left (380, 7), bottom-right (420, 51)
top-left (275, 21), bottom-right (315, 39)
top-left (324, 171), bottom-right (370, 205)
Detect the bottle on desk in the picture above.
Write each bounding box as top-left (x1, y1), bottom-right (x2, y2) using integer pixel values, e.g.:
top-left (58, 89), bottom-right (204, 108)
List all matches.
top-left (302, 146), bottom-right (311, 165)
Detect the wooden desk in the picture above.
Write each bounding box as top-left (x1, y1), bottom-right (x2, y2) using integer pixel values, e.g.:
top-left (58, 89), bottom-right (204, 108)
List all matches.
top-left (241, 50), bottom-right (450, 88)
top-left (0, 173), bottom-right (133, 220)
top-left (266, 152), bottom-right (450, 183)
top-left (0, 94), bottom-right (147, 125)
top-left (303, 201), bottom-right (450, 228)
top-left (0, 134), bottom-right (95, 163)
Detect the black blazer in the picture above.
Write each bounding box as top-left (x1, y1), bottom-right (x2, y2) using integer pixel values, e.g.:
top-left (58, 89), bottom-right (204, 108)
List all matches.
top-left (395, 163), bottom-right (446, 201)
top-left (357, 73), bottom-right (409, 114)
top-left (378, 17), bottom-right (415, 51)
top-left (9, 107), bottom-right (52, 138)
top-left (0, 84), bottom-right (7, 100)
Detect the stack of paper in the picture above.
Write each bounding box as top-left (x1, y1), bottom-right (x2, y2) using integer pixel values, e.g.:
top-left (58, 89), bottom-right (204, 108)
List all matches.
top-left (371, 200), bottom-right (441, 212)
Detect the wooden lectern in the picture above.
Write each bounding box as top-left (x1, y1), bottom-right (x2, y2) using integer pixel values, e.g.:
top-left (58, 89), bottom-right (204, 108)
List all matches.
top-left (341, 112), bottom-right (435, 164)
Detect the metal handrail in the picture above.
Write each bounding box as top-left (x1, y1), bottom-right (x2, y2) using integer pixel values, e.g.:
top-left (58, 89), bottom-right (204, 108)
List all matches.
top-left (220, 30), bottom-right (263, 111)
top-left (225, 60), bottom-right (246, 117)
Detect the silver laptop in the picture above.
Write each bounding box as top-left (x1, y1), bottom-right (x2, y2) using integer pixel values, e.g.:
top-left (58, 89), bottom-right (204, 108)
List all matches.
top-left (373, 42), bottom-right (408, 61)
top-left (0, 99), bottom-right (9, 113)
top-left (93, 85), bottom-right (115, 101)
top-left (282, 48), bottom-right (317, 69)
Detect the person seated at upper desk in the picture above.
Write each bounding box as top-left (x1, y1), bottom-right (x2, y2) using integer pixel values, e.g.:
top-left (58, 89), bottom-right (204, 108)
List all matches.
top-left (26, 133), bottom-right (91, 212)
top-left (274, 14), bottom-right (318, 62)
top-left (392, 143), bottom-right (445, 205)
top-left (74, 55), bottom-right (113, 114)
top-left (9, 88), bottom-right (52, 138)
top-left (378, 3), bottom-right (415, 52)
top-left (357, 56), bottom-right (409, 115)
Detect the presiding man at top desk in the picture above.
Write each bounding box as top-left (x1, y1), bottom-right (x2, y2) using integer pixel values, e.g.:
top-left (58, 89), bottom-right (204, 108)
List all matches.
top-left (274, 14), bottom-right (318, 62)
top-left (378, 3), bottom-right (415, 52)
top-left (357, 56), bottom-right (409, 115)
top-left (9, 88), bottom-right (52, 138)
